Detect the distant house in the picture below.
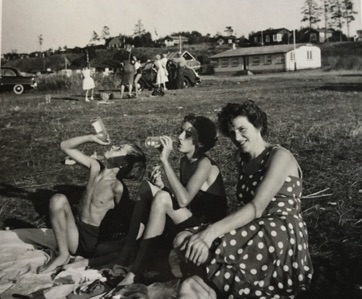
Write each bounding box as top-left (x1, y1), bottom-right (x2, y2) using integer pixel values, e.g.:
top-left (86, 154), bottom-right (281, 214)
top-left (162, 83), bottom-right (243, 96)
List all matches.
top-left (19, 53), bottom-right (30, 59)
top-left (298, 28), bottom-right (334, 43)
top-left (210, 44), bottom-right (321, 74)
top-left (355, 30), bottom-right (362, 41)
top-left (214, 35), bottom-right (237, 46)
top-left (29, 51), bottom-right (44, 58)
top-left (108, 36), bottom-right (124, 49)
top-left (250, 28), bottom-right (292, 45)
top-left (160, 35), bottom-right (189, 47)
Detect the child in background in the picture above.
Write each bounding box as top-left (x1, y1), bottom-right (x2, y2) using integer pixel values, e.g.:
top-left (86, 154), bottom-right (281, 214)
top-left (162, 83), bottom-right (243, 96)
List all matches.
top-left (82, 66), bottom-right (95, 102)
top-left (133, 56), bottom-right (142, 98)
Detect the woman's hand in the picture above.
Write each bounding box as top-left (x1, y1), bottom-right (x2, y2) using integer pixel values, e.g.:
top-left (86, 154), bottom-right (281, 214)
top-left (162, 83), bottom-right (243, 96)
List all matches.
top-left (149, 165), bottom-right (164, 189)
top-left (92, 134), bottom-right (111, 145)
top-left (159, 136), bottom-right (173, 163)
top-left (183, 229), bottom-right (216, 266)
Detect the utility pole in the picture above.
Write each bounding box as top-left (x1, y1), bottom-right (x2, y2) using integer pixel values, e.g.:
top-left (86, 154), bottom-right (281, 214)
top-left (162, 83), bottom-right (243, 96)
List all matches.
top-left (0, 0), bottom-right (2, 68)
top-left (293, 29), bottom-right (297, 71)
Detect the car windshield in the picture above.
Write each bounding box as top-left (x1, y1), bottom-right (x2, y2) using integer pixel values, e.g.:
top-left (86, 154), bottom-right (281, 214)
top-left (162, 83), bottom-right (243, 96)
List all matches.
top-left (142, 62), bottom-right (154, 71)
top-left (1, 69), bottom-right (17, 77)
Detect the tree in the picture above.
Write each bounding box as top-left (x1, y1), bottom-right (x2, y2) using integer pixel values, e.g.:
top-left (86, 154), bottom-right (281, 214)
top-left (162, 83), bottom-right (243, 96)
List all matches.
top-left (38, 34), bottom-right (43, 52)
top-left (101, 26), bottom-right (110, 40)
top-left (320, 0), bottom-right (333, 41)
top-left (224, 26), bottom-right (234, 36)
top-left (342, 0), bottom-right (357, 38)
top-left (90, 31), bottom-right (99, 42)
top-left (301, 0), bottom-right (321, 30)
top-left (134, 19), bottom-right (146, 36)
top-left (330, 0), bottom-right (344, 41)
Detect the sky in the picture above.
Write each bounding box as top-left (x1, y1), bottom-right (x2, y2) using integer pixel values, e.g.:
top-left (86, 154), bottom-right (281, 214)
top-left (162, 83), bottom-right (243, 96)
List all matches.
top-left (1, 0), bottom-right (361, 54)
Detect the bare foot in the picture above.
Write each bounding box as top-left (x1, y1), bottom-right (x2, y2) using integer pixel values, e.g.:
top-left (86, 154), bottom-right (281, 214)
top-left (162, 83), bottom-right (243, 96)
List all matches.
top-left (39, 254), bottom-right (70, 273)
top-left (117, 272), bottom-right (135, 286)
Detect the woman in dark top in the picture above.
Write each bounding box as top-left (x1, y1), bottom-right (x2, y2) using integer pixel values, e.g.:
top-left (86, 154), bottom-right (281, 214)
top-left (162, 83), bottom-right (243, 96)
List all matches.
top-left (114, 114), bottom-right (227, 286)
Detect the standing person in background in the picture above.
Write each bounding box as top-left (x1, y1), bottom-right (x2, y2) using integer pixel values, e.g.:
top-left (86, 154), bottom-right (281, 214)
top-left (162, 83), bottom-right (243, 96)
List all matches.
top-left (154, 54), bottom-right (167, 93)
top-left (175, 100), bottom-right (313, 299)
top-left (161, 53), bottom-right (169, 90)
top-left (82, 66), bottom-right (95, 102)
top-left (133, 56), bottom-right (142, 98)
top-left (176, 52), bottom-right (187, 89)
top-left (119, 43), bottom-right (135, 99)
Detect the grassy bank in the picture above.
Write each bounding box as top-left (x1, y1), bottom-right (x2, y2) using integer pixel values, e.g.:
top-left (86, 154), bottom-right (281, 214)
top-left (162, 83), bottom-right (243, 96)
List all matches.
top-left (0, 70), bottom-right (361, 275)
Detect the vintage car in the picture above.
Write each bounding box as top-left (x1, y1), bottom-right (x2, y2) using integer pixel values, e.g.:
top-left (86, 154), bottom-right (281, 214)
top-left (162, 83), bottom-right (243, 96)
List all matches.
top-left (137, 59), bottom-right (201, 91)
top-left (0, 67), bottom-right (38, 95)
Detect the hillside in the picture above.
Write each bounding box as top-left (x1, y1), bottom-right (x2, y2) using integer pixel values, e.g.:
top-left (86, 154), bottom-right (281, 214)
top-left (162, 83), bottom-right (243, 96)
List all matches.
top-left (2, 42), bottom-right (362, 73)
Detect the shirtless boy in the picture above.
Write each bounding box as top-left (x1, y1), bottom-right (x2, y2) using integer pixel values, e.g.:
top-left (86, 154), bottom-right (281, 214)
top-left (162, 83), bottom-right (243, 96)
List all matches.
top-left (40, 133), bottom-right (146, 273)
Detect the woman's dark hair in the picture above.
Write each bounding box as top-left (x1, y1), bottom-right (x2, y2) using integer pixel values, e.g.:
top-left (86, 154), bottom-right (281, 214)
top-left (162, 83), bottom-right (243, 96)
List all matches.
top-left (217, 100), bottom-right (268, 137)
top-left (183, 114), bottom-right (217, 154)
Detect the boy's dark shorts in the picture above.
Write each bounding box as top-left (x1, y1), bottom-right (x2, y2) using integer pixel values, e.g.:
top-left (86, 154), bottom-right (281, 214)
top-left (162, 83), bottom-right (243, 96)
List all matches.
top-left (74, 217), bottom-right (99, 258)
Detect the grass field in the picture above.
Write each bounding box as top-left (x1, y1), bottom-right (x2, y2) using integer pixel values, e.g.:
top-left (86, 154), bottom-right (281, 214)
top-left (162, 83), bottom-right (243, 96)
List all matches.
top-left (0, 69), bottom-right (361, 291)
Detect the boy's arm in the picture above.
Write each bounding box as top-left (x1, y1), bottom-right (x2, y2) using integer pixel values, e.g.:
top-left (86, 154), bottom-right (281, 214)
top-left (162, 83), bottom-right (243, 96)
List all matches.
top-left (61, 134), bottom-right (110, 169)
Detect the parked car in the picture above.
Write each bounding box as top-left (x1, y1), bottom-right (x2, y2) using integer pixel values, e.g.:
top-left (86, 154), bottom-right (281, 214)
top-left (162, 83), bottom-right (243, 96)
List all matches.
top-left (137, 59), bottom-right (201, 91)
top-left (0, 67), bottom-right (38, 95)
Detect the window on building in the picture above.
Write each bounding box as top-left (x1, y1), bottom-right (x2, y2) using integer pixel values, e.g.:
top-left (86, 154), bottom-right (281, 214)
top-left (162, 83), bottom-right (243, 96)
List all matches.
top-left (211, 59), bottom-right (219, 68)
top-left (264, 55), bottom-right (272, 65)
top-left (310, 33), bottom-right (317, 42)
top-left (254, 36), bottom-right (258, 43)
top-left (221, 58), bottom-right (229, 67)
top-left (290, 52), bottom-right (295, 61)
top-left (265, 35), bottom-right (270, 42)
top-left (231, 57), bottom-right (239, 67)
top-left (273, 33), bottom-right (282, 42)
top-left (275, 54), bottom-right (285, 64)
top-left (252, 56), bottom-right (260, 65)
top-left (307, 51), bottom-right (313, 60)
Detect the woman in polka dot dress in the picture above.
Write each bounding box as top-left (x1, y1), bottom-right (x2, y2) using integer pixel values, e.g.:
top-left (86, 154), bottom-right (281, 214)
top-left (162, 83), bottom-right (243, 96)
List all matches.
top-left (175, 101), bottom-right (313, 299)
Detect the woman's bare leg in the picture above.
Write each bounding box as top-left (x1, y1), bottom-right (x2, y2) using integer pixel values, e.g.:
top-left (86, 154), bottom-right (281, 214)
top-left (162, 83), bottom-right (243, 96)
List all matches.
top-left (119, 190), bottom-right (192, 285)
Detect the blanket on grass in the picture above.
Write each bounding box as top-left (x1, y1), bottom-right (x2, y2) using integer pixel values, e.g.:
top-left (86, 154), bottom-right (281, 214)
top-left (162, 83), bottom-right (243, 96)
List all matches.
top-left (0, 229), bottom-right (178, 299)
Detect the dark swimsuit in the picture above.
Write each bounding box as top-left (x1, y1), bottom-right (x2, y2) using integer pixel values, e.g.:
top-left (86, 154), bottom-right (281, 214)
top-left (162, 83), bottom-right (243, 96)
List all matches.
top-left (164, 155), bottom-right (227, 239)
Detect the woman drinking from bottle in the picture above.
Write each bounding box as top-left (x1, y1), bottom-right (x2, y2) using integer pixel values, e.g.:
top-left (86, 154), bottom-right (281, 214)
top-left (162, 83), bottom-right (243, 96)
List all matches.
top-left (113, 114), bottom-right (227, 286)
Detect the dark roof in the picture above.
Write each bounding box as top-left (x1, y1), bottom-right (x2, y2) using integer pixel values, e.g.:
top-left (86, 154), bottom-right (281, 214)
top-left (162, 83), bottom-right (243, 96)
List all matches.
top-left (253, 28), bottom-right (291, 35)
top-left (210, 44), bottom-right (317, 59)
top-left (166, 35), bottom-right (189, 41)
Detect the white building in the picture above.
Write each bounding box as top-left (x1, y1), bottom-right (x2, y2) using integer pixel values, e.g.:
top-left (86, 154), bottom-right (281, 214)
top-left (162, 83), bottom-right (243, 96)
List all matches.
top-left (210, 44), bottom-right (321, 74)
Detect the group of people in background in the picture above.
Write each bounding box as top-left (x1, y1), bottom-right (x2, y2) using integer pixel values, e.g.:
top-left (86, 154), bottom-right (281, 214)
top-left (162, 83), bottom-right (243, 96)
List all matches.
top-left (82, 43), bottom-right (189, 102)
top-left (40, 98), bottom-right (314, 299)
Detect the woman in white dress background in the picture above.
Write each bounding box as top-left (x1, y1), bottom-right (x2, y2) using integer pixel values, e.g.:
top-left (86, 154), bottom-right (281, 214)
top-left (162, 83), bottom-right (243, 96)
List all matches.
top-left (82, 66), bottom-right (95, 102)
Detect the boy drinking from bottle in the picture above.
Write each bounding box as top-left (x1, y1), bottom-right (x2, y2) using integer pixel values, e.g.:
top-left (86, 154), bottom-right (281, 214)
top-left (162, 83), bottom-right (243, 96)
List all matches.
top-left (40, 132), bottom-right (146, 273)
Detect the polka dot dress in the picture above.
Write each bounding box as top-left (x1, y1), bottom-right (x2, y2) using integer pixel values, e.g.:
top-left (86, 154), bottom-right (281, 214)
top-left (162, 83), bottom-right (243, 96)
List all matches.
top-left (189, 146), bottom-right (313, 298)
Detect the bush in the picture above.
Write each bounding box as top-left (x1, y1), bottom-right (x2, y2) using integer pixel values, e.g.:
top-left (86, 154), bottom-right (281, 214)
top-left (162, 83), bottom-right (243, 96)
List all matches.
top-left (37, 74), bottom-right (82, 91)
top-left (199, 64), bottom-right (215, 75)
top-left (37, 73), bottom-right (120, 91)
